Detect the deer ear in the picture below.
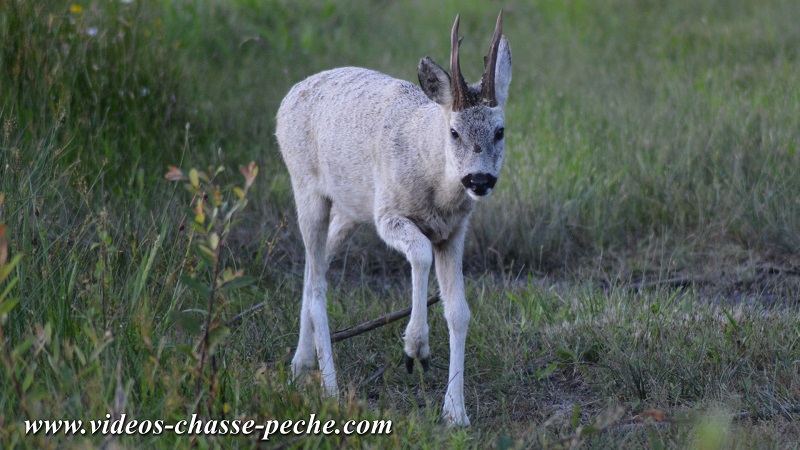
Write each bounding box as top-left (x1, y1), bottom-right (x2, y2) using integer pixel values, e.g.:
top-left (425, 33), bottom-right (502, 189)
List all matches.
top-left (493, 37), bottom-right (512, 107)
top-left (418, 57), bottom-right (453, 107)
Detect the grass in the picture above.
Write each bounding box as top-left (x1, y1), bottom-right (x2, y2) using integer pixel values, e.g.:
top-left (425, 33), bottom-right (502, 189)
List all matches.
top-left (1, 0), bottom-right (799, 448)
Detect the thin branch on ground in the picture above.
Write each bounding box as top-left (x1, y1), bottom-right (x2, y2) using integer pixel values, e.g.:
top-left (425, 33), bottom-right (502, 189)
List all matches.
top-left (331, 294), bottom-right (440, 343)
top-left (731, 403), bottom-right (800, 421)
top-left (227, 301), bottom-right (267, 327)
top-left (361, 365), bottom-right (389, 388)
top-left (627, 275), bottom-right (715, 290)
top-left (227, 294), bottom-right (441, 344)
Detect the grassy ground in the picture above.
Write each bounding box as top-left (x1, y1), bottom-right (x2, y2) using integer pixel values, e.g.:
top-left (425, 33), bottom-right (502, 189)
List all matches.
top-left (1, 0), bottom-right (799, 448)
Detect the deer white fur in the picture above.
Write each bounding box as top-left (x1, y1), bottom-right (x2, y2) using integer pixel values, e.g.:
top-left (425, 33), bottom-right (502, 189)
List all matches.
top-left (276, 12), bottom-right (511, 427)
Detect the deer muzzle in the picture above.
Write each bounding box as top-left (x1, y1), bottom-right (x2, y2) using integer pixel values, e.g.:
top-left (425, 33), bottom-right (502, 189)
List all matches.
top-left (461, 173), bottom-right (498, 197)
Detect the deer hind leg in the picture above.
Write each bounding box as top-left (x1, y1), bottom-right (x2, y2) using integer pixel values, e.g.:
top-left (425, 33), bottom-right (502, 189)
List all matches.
top-left (325, 205), bottom-right (356, 264)
top-left (291, 190), bottom-right (338, 396)
top-left (376, 215), bottom-right (432, 373)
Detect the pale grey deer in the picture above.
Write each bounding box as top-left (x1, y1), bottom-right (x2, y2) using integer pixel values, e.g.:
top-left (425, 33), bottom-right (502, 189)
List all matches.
top-left (276, 12), bottom-right (511, 426)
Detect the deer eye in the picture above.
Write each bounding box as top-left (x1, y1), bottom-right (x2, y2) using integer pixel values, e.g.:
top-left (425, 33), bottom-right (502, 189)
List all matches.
top-left (495, 127), bottom-right (505, 141)
top-left (450, 128), bottom-right (459, 140)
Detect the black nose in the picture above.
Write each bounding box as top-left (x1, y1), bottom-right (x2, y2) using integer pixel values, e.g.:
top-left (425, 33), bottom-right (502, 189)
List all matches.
top-left (461, 173), bottom-right (498, 196)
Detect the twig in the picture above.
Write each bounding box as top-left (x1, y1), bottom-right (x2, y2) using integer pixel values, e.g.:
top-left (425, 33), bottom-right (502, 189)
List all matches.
top-left (361, 365), bottom-right (388, 387)
top-left (627, 275), bottom-right (714, 290)
top-left (195, 243), bottom-right (221, 411)
top-left (758, 264), bottom-right (800, 277)
top-left (227, 301), bottom-right (267, 327)
top-left (331, 294), bottom-right (440, 343)
top-left (228, 294), bottom-right (441, 343)
top-left (731, 403), bottom-right (800, 421)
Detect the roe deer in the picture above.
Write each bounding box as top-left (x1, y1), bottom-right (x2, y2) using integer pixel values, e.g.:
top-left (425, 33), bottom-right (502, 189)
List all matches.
top-left (276, 11), bottom-right (511, 426)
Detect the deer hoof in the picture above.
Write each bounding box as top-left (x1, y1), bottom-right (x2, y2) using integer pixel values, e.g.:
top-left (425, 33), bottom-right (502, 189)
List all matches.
top-left (405, 354), bottom-right (414, 374)
top-left (420, 357), bottom-right (430, 372)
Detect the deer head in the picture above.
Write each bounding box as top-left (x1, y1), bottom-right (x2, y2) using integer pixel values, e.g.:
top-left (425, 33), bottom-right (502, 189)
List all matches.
top-left (418, 11), bottom-right (512, 199)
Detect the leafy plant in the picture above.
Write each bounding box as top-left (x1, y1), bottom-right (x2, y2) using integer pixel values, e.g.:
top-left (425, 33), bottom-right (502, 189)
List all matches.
top-left (91, 208), bottom-right (116, 331)
top-left (165, 162), bottom-right (258, 416)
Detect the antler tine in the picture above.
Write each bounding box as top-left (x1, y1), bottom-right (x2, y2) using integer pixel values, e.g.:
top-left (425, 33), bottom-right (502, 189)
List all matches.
top-left (480, 10), bottom-right (503, 107)
top-left (450, 14), bottom-right (469, 111)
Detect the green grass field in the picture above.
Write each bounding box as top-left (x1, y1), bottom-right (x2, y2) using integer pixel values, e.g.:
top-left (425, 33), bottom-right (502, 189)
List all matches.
top-left (1, 0), bottom-right (799, 448)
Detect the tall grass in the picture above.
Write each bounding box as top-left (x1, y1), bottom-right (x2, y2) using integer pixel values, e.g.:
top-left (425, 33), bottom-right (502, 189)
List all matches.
top-left (1, 0), bottom-right (799, 448)
top-left (1, 0), bottom-right (184, 184)
top-left (152, 0), bottom-right (800, 271)
top-left (471, 0), bottom-right (800, 269)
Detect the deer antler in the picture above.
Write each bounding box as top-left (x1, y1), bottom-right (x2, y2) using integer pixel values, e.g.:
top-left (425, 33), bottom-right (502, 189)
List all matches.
top-left (480, 10), bottom-right (503, 107)
top-left (450, 14), bottom-right (470, 111)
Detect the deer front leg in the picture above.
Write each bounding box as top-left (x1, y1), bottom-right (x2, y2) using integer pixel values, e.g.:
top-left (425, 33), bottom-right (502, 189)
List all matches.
top-left (376, 215), bottom-right (432, 371)
top-left (434, 224), bottom-right (470, 427)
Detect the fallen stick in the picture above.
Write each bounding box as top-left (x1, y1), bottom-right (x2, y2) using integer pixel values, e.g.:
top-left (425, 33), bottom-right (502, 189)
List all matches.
top-left (227, 301), bottom-right (267, 327)
top-left (331, 294), bottom-right (440, 343)
top-left (627, 275), bottom-right (714, 290)
top-left (361, 365), bottom-right (389, 387)
top-left (227, 294), bottom-right (442, 343)
top-left (731, 403), bottom-right (800, 421)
